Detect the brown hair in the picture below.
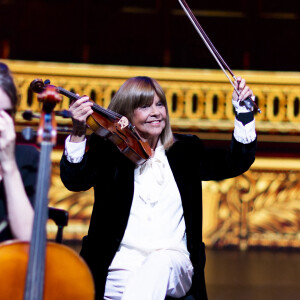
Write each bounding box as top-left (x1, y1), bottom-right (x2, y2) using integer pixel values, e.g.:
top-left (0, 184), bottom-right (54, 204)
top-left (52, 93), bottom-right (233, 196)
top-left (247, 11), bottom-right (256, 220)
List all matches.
top-left (108, 76), bottom-right (174, 149)
top-left (0, 62), bottom-right (18, 116)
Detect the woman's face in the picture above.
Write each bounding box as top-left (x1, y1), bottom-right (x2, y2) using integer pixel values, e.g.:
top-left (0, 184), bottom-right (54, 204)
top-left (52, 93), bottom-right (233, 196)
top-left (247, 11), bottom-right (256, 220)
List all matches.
top-left (0, 88), bottom-right (13, 114)
top-left (131, 93), bottom-right (166, 149)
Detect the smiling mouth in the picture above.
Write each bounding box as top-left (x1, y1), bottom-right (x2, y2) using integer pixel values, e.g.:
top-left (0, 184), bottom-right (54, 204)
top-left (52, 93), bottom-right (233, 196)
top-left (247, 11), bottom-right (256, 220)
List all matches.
top-left (148, 120), bottom-right (161, 124)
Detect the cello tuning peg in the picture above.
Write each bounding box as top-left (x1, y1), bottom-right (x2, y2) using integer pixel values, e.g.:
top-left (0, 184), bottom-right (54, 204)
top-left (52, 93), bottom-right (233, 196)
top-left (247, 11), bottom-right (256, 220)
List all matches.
top-left (57, 126), bottom-right (72, 133)
top-left (22, 110), bottom-right (40, 121)
top-left (22, 127), bottom-right (36, 141)
top-left (55, 110), bottom-right (72, 118)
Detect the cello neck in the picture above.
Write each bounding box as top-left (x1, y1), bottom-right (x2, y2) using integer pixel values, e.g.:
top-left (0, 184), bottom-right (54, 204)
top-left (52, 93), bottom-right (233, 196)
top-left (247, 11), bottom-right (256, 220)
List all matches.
top-left (23, 142), bottom-right (53, 300)
top-left (23, 86), bottom-right (61, 300)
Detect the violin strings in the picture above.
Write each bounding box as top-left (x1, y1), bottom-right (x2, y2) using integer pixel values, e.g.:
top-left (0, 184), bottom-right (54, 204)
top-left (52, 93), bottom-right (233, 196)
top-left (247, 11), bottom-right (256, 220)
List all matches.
top-left (92, 102), bottom-right (123, 120)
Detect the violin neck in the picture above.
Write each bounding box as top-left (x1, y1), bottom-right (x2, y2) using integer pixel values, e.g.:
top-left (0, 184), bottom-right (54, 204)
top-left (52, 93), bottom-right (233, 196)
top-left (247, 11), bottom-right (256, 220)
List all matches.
top-left (57, 86), bottom-right (123, 121)
top-left (24, 142), bottom-right (53, 300)
top-left (57, 87), bottom-right (79, 100)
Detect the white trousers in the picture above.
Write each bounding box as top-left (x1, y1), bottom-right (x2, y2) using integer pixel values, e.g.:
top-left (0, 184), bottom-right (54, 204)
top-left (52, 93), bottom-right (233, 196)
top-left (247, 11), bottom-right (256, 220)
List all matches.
top-left (104, 246), bottom-right (193, 300)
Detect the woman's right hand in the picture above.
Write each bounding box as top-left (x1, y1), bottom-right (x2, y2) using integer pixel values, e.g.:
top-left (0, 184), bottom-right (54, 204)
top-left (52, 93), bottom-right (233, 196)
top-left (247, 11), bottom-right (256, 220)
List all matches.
top-left (69, 96), bottom-right (93, 142)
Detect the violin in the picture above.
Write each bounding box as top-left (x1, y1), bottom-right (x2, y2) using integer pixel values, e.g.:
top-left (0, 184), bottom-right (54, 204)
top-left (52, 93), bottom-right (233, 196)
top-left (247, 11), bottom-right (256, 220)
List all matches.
top-left (0, 85), bottom-right (95, 300)
top-left (30, 79), bottom-right (153, 165)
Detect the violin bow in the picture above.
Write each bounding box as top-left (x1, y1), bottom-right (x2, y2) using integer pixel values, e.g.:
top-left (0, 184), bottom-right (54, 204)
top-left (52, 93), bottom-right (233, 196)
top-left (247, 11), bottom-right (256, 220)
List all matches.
top-left (178, 0), bottom-right (261, 113)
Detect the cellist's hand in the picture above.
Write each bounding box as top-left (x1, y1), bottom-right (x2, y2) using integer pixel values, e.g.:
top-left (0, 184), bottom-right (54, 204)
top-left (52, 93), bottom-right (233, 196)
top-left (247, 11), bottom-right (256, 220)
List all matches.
top-left (69, 96), bottom-right (93, 142)
top-left (0, 110), bottom-right (17, 175)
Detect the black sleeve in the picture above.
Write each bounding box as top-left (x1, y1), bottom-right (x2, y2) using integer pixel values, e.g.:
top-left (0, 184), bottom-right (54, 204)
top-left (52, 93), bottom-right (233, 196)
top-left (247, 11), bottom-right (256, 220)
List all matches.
top-left (171, 134), bottom-right (257, 182)
top-left (235, 112), bottom-right (254, 125)
top-left (60, 134), bottom-right (118, 192)
top-left (199, 135), bottom-right (257, 181)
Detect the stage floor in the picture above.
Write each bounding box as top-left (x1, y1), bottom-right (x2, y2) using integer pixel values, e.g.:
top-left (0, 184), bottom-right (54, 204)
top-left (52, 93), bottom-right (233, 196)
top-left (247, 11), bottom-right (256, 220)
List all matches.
top-left (65, 241), bottom-right (300, 299)
top-left (205, 248), bottom-right (300, 300)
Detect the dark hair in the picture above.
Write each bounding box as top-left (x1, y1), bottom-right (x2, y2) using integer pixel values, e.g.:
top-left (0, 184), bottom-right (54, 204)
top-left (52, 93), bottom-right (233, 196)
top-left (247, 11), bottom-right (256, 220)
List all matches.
top-left (108, 76), bottom-right (174, 149)
top-left (0, 62), bottom-right (18, 115)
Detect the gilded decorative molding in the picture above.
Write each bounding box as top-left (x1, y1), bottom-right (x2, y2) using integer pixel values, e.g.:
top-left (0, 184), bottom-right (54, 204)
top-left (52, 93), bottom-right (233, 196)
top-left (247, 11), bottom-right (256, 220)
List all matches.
top-left (203, 158), bottom-right (300, 249)
top-left (2, 59), bottom-right (300, 137)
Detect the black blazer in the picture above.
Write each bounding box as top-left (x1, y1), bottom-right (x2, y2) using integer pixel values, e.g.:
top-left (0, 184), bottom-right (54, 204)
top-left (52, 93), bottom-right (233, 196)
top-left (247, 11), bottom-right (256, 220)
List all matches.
top-left (60, 133), bottom-right (257, 300)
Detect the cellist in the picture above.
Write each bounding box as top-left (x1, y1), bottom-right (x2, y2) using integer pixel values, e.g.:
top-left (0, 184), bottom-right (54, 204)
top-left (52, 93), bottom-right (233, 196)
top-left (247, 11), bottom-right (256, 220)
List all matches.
top-left (0, 62), bottom-right (39, 242)
top-left (60, 75), bottom-right (257, 300)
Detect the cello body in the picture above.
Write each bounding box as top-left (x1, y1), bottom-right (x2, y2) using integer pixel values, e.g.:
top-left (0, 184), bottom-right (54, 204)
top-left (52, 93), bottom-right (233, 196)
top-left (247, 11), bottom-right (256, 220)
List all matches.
top-left (0, 240), bottom-right (94, 300)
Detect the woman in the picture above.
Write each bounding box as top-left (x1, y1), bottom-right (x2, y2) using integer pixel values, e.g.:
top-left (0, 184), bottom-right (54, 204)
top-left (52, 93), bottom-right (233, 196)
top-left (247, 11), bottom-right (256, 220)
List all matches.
top-left (0, 62), bottom-right (39, 242)
top-left (60, 76), bottom-right (257, 300)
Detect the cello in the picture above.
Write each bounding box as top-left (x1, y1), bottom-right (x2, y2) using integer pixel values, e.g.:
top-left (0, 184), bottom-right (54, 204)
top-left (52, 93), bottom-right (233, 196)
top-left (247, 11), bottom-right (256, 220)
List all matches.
top-left (0, 85), bottom-right (95, 300)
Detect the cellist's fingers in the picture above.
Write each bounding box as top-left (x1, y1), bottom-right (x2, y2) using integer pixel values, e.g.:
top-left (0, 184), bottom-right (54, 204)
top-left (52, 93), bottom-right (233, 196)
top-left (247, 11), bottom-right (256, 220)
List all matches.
top-left (0, 111), bottom-right (16, 162)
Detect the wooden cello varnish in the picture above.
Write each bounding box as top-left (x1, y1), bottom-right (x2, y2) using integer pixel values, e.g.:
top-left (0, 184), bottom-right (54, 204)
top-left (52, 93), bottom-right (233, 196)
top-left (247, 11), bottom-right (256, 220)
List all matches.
top-left (0, 241), bottom-right (94, 300)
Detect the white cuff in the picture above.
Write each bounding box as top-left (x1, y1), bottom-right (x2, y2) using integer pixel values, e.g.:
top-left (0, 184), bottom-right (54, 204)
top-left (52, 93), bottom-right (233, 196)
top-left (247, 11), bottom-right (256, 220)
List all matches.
top-left (233, 118), bottom-right (256, 144)
top-left (64, 135), bottom-right (86, 163)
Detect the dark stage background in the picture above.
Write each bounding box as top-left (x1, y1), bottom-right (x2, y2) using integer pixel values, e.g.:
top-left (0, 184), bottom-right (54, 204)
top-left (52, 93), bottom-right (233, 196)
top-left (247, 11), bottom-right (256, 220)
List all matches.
top-left (0, 0), bottom-right (299, 71)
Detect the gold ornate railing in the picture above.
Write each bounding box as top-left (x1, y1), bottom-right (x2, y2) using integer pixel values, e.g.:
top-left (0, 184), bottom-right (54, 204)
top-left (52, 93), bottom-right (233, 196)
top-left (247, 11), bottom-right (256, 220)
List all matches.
top-left (3, 59), bottom-right (300, 136)
top-left (3, 59), bottom-right (299, 249)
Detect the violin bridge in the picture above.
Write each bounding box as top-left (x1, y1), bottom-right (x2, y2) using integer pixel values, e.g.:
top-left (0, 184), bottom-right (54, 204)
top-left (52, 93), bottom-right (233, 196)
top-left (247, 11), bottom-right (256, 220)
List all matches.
top-left (118, 116), bottom-right (129, 129)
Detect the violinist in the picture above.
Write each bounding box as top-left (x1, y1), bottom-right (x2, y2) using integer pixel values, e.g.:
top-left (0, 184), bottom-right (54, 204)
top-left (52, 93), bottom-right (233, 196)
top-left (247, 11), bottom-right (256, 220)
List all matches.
top-left (60, 76), bottom-right (257, 300)
top-left (0, 62), bottom-right (39, 242)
